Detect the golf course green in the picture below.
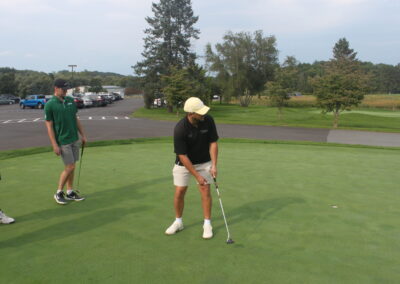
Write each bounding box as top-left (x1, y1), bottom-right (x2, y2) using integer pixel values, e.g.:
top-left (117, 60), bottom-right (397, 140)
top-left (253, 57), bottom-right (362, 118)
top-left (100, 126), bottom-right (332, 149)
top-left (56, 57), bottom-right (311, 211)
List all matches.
top-left (1, 139), bottom-right (399, 283)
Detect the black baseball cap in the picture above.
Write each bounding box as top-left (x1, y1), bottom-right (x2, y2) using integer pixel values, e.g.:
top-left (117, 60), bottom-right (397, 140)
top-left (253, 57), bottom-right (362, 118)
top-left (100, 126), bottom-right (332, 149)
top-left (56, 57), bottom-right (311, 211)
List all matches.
top-left (54, 79), bottom-right (70, 89)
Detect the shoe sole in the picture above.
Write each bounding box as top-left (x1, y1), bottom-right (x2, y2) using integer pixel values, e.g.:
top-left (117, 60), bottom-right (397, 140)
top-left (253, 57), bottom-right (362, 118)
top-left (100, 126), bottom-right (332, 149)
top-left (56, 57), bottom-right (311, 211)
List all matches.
top-left (0, 220), bottom-right (15, 224)
top-left (65, 197), bottom-right (85, 201)
top-left (54, 195), bottom-right (68, 205)
top-left (165, 227), bottom-right (184, 235)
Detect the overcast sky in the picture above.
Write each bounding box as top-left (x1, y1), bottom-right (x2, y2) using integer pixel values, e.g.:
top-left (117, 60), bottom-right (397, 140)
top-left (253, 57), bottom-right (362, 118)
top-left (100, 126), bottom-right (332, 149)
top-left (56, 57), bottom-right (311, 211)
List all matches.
top-left (0, 0), bottom-right (399, 75)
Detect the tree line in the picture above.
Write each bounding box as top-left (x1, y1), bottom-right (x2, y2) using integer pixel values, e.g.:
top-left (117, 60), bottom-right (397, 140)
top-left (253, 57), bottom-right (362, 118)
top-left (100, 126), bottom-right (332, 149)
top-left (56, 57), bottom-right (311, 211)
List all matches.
top-left (132, 0), bottom-right (399, 128)
top-left (0, 69), bottom-right (142, 98)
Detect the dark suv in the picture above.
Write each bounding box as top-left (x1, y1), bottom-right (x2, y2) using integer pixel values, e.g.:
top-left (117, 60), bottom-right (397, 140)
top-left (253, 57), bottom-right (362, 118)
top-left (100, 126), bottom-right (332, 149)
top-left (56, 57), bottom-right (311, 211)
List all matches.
top-left (0, 94), bottom-right (20, 103)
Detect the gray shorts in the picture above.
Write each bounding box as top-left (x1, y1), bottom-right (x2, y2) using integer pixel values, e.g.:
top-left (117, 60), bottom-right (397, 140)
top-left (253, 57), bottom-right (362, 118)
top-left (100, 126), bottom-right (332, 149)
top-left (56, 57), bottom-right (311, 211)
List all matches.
top-left (60, 140), bottom-right (80, 165)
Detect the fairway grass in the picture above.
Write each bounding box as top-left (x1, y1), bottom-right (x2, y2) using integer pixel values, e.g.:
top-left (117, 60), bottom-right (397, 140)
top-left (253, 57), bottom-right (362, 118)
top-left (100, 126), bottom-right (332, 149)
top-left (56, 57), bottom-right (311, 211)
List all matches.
top-left (1, 140), bottom-right (399, 283)
top-left (133, 104), bottom-right (400, 133)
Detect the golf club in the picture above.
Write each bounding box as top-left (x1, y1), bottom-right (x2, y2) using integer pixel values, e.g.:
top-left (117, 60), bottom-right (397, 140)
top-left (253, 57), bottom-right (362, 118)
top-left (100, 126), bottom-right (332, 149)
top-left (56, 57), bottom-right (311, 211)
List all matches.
top-left (212, 177), bottom-right (234, 244)
top-left (75, 143), bottom-right (85, 193)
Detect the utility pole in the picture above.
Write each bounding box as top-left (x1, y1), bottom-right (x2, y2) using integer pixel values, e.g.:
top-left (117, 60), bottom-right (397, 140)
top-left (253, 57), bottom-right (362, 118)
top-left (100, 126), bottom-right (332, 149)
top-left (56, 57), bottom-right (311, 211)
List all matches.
top-left (68, 64), bottom-right (77, 94)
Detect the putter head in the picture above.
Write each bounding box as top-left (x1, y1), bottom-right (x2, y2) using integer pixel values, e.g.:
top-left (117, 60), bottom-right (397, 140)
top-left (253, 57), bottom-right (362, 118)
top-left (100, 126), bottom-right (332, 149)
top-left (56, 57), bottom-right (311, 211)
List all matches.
top-left (226, 238), bottom-right (234, 244)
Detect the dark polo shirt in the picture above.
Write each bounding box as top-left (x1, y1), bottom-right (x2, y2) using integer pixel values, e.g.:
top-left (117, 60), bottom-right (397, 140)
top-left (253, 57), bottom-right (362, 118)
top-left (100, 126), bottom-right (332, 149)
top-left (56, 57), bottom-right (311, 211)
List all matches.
top-left (44, 96), bottom-right (78, 145)
top-left (174, 114), bottom-right (219, 165)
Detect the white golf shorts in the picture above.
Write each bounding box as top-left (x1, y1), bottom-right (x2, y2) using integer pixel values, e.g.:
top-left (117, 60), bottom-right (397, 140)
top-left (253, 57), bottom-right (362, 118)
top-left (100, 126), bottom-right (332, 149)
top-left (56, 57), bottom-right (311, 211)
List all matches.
top-left (173, 161), bottom-right (213, 187)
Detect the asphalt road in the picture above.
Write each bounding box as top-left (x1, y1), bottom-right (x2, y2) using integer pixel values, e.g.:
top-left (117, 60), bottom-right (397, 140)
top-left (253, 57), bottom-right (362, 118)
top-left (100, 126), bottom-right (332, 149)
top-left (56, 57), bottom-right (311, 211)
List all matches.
top-left (1, 97), bottom-right (399, 151)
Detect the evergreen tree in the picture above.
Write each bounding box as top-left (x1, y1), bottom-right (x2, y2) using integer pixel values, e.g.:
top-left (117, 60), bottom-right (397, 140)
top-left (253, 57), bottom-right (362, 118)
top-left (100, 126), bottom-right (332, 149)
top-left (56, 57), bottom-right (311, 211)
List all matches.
top-left (134, 0), bottom-right (200, 109)
top-left (312, 39), bottom-right (370, 128)
top-left (333, 38), bottom-right (357, 61)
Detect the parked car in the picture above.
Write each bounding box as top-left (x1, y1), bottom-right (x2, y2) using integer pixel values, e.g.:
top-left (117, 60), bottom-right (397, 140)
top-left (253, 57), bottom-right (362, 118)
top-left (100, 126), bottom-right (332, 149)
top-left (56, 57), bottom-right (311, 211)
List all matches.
top-left (0, 98), bottom-right (14, 105)
top-left (68, 95), bottom-right (84, 108)
top-left (113, 93), bottom-right (123, 100)
top-left (100, 93), bottom-right (113, 104)
top-left (81, 94), bottom-right (94, 108)
top-left (88, 94), bottom-right (107, 107)
top-left (153, 98), bottom-right (166, 108)
top-left (20, 95), bottom-right (49, 109)
top-left (0, 94), bottom-right (20, 103)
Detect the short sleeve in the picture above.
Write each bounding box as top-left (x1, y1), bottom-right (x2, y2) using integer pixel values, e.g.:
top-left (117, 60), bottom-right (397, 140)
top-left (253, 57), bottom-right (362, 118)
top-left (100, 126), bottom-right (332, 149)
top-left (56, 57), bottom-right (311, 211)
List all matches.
top-left (207, 116), bottom-right (219, 143)
top-left (174, 125), bottom-right (187, 155)
top-left (44, 103), bottom-right (53, 121)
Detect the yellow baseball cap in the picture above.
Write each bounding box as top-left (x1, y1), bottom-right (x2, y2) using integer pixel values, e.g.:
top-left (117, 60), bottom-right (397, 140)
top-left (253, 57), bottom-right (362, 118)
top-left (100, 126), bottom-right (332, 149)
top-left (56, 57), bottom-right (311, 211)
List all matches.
top-left (183, 97), bottom-right (210, 115)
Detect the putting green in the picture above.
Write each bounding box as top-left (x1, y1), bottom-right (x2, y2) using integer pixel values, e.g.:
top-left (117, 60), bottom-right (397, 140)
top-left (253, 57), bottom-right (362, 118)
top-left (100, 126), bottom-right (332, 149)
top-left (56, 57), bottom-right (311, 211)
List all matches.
top-left (1, 140), bottom-right (399, 283)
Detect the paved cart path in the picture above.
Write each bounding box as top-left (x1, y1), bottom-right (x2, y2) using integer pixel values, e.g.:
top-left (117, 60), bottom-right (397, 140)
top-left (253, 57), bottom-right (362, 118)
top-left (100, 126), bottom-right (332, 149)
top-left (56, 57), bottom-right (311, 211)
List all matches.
top-left (1, 97), bottom-right (399, 151)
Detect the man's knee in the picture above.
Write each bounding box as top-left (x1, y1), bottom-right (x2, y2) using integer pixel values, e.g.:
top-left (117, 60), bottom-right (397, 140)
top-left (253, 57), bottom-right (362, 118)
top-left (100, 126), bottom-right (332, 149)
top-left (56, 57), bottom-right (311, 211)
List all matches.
top-left (64, 164), bottom-right (75, 173)
top-left (199, 185), bottom-right (211, 197)
top-left (175, 186), bottom-right (187, 199)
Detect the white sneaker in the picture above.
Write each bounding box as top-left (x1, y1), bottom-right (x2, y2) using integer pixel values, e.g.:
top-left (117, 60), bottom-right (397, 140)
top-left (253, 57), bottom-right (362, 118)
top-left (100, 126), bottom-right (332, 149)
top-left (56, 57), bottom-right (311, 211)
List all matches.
top-left (202, 223), bottom-right (213, 239)
top-left (0, 210), bottom-right (15, 224)
top-left (165, 220), bottom-right (184, 235)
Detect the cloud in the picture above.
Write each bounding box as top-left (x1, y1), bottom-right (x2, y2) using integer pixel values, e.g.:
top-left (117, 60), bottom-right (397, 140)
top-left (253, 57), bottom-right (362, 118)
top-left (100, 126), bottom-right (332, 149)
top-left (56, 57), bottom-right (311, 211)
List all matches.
top-left (0, 50), bottom-right (13, 56)
top-left (0, 0), bottom-right (54, 14)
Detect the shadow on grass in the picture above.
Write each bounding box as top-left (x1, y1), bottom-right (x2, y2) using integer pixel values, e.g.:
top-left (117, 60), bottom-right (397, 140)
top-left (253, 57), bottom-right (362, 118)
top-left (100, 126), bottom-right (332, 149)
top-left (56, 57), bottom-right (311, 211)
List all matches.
top-left (15, 176), bottom-right (170, 223)
top-left (182, 197), bottom-right (305, 240)
top-left (0, 206), bottom-right (148, 249)
top-left (211, 197), bottom-right (305, 236)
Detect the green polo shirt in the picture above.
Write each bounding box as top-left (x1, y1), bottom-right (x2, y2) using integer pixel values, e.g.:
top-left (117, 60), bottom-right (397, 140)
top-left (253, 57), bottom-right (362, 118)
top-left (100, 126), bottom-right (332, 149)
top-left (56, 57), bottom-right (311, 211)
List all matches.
top-left (44, 96), bottom-right (79, 145)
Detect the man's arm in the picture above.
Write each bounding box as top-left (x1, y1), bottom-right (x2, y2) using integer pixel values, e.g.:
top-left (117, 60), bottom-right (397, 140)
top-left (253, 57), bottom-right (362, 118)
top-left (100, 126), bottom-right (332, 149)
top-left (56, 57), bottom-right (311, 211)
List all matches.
top-left (178, 154), bottom-right (208, 186)
top-left (209, 142), bottom-right (218, 178)
top-left (76, 117), bottom-right (87, 146)
top-left (45, 120), bottom-right (61, 156)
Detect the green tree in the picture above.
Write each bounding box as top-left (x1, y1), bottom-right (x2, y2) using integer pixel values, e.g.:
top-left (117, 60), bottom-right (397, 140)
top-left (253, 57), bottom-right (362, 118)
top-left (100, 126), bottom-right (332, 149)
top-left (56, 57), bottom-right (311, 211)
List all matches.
top-left (162, 64), bottom-right (210, 114)
top-left (205, 30), bottom-right (278, 105)
top-left (333, 38), bottom-right (357, 61)
top-left (16, 71), bottom-right (53, 98)
top-left (265, 57), bottom-right (298, 119)
top-left (0, 68), bottom-right (18, 95)
top-left (311, 38), bottom-right (370, 128)
top-left (134, 0), bottom-right (200, 109)
top-left (88, 78), bottom-right (104, 93)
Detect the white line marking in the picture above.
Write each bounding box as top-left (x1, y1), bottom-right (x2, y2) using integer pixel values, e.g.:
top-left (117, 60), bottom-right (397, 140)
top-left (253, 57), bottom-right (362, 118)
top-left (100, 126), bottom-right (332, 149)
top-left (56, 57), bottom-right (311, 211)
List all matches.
top-left (125, 116), bottom-right (129, 119)
top-left (89, 117), bottom-right (92, 120)
top-left (114, 117), bottom-right (118, 120)
top-left (33, 118), bottom-right (41, 122)
top-left (18, 119), bottom-right (26, 123)
top-left (102, 117), bottom-right (106, 120)
top-left (3, 120), bottom-right (11, 124)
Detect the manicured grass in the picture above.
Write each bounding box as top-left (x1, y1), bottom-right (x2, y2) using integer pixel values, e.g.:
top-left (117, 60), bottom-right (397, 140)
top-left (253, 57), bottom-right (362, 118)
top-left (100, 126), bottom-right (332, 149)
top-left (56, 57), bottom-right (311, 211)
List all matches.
top-left (1, 140), bottom-right (399, 283)
top-left (133, 104), bottom-right (400, 132)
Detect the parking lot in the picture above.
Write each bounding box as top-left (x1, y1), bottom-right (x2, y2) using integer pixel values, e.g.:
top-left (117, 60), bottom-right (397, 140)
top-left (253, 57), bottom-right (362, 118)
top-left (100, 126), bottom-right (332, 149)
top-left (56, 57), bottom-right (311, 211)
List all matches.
top-left (0, 97), bottom-right (176, 151)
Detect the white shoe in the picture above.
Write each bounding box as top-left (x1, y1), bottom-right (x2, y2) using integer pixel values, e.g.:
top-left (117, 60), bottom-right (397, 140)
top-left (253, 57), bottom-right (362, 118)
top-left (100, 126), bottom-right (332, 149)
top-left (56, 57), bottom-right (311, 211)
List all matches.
top-left (202, 223), bottom-right (213, 239)
top-left (0, 210), bottom-right (15, 224)
top-left (165, 220), bottom-right (184, 235)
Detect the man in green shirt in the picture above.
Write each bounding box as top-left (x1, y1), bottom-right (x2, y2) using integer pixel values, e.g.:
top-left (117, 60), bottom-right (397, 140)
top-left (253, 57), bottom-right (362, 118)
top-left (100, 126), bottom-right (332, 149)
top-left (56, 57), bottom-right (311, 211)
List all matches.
top-left (45, 79), bottom-right (87, 205)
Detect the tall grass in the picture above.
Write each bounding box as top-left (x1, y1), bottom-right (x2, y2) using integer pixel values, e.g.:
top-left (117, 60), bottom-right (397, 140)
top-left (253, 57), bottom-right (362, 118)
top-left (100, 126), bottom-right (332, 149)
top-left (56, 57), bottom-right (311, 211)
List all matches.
top-left (360, 94), bottom-right (400, 110)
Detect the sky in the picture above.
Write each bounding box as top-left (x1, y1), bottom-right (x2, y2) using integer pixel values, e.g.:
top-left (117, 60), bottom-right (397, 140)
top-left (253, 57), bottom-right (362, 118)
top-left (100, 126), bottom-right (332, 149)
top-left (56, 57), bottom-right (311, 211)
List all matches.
top-left (0, 0), bottom-right (399, 75)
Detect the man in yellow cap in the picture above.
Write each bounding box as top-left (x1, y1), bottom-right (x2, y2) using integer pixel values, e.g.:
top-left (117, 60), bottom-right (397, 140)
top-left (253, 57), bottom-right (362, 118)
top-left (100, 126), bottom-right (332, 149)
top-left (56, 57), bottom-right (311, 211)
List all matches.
top-left (165, 97), bottom-right (219, 239)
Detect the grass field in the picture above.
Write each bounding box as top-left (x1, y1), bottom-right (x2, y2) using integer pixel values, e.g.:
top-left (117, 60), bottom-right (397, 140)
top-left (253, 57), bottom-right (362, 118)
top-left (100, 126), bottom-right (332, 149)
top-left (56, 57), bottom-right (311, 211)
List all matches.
top-left (1, 139), bottom-right (399, 283)
top-left (134, 104), bottom-right (400, 132)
